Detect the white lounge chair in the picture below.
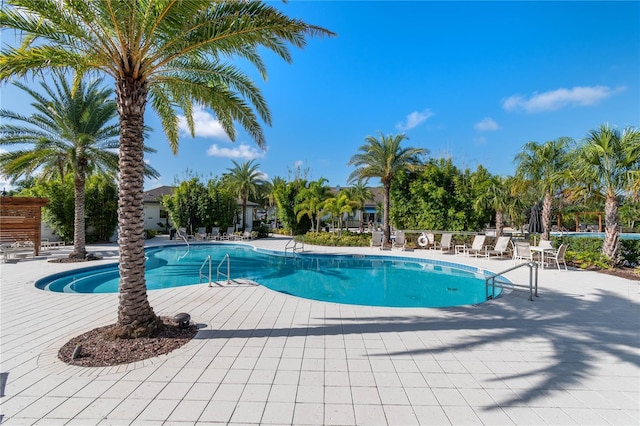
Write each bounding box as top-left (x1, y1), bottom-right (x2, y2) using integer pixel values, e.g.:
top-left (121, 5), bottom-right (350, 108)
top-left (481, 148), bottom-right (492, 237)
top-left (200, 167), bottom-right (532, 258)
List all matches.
top-left (459, 235), bottom-right (486, 257)
top-left (209, 227), bottom-right (220, 240)
top-left (370, 231), bottom-right (383, 248)
top-left (547, 243), bottom-right (568, 270)
top-left (176, 227), bottom-right (192, 241)
top-left (195, 227), bottom-right (207, 240)
top-left (486, 236), bottom-right (511, 258)
top-left (393, 230), bottom-right (406, 250)
top-left (222, 227), bottom-right (236, 241)
top-left (432, 233), bottom-right (453, 253)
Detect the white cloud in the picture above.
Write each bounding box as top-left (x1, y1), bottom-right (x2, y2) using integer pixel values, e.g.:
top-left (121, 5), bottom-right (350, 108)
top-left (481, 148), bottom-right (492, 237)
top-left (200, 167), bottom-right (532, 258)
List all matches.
top-left (502, 86), bottom-right (625, 113)
top-left (474, 117), bottom-right (500, 131)
top-left (396, 109), bottom-right (434, 131)
top-left (294, 160), bottom-right (304, 168)
top-left (207, 143), bottom-right (265, 160)
top-left (178, 107), bottom-right (231, 140)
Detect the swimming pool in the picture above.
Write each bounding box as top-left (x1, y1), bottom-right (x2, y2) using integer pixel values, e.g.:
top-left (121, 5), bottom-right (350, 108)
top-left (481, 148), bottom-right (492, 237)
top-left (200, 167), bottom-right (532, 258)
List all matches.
top-left (550, 232), bottom-right (640, 240)
top-left (35, 244), bottom-right (501, 308)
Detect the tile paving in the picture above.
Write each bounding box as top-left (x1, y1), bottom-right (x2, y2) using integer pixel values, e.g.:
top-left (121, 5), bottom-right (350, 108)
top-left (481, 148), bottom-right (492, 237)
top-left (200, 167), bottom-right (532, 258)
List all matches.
top-left (0, 235), bottom-right (638, 425)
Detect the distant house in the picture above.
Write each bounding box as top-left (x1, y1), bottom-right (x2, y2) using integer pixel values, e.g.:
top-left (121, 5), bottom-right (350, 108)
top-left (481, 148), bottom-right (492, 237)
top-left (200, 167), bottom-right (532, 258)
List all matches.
top-left (141, 186), bottom-right (259, 232)
top-left (142, 186), bottom-right (176, 232)
top-left (328, 186), bottom-right (384, 229)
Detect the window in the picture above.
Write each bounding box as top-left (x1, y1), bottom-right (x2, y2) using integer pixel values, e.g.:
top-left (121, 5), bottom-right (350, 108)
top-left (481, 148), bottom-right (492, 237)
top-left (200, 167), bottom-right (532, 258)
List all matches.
top-left (160, 210), bottom-right (168, 219)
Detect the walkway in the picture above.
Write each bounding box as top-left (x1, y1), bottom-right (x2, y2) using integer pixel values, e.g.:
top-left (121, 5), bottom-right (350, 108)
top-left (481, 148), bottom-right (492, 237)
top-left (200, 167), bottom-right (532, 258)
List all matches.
top-left (0, 236), bottom-right (638, 425)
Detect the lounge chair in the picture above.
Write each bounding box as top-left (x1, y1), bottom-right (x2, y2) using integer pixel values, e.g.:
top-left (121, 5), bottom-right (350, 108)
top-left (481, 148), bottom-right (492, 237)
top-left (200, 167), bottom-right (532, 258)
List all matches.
top-left (208, 227), bottom-right (220, 240)
top-left (1, 241), bottom-right (35, 262)
top-left (222, 227), bottom-right (236, 241)
top-left (393, 230), bottom-right (406, 250)
top-left (486, 236), bottom-right (511, 258)
top-left (432, 233), bottom-right (453, 253)
top-left (370, 231), bottom-right (383, 248)
top-left (240, 230), bottom-right (253, 240)
top-left (458, 235), bottom-right (486, 257)
top-left (195, 227), bottom-right (207, 240)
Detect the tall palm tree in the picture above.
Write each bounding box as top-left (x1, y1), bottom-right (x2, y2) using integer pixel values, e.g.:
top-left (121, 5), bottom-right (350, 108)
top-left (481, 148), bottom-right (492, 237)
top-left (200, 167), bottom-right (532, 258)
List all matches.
top-left (266, 176), bottom-right (286, 229)
top-left (348, 132), bottom-right (426, 245)
top-left (569, 124), bottom-right (640, 260)
top-left (473, 176), bottom-right (521, 237)
top-left (514, 137), bottom-right (572, 241)
top-left (0, 0), bottom-right (333, 337)
top-left (347, 178), bottom-right (373, 231)
top-left (296, 178), bottom-right (332, 232)
top-left (224, 160), bottom-right (265, 232)
top-left (0, 74), bottom-right (125, 260)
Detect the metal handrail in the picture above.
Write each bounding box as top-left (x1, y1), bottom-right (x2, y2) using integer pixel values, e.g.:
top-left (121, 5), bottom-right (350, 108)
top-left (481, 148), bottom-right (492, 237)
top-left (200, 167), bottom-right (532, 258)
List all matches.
top-left (284, 238), bottom-right (304, 257)
top-left (216, 254), bottom-right (230, 285)
top-left (177, 230), bottom-right (190, 247)
top-left (485, 261), bottom-right (539, 301)
top-left (199, 255), bottom-right (212, 287)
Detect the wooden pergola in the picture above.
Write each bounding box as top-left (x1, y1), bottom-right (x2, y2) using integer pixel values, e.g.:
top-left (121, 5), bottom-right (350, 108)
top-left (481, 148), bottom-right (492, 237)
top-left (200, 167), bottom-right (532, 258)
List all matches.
top-left (0, 197), bottom-right (49, 256)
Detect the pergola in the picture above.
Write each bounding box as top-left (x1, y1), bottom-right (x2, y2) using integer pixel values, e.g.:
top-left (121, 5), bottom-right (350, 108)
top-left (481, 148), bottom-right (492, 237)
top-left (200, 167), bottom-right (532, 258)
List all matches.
top-left (0, 197), bottom-right (49, 256)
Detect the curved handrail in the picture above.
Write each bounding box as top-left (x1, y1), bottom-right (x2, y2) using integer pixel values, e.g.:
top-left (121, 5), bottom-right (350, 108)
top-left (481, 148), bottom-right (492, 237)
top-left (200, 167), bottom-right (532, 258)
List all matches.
top-left (216, 254), bottom-right (230, 285)
top-left (199, 255), bottom-right (212, 287)
top-left (284, 238), bottom-right (304, 257)
top-left (485, 261), bottom-right (538, 301)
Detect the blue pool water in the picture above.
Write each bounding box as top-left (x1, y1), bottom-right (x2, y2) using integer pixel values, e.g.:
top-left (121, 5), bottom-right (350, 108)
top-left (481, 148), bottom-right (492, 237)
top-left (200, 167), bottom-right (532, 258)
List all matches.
top-left (35, 244), bottom-right (500, 308)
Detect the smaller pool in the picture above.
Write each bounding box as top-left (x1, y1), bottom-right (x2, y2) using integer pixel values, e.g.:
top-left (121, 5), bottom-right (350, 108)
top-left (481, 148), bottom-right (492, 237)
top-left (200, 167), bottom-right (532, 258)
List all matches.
top-left (551, 232), bottom-right (640, 240)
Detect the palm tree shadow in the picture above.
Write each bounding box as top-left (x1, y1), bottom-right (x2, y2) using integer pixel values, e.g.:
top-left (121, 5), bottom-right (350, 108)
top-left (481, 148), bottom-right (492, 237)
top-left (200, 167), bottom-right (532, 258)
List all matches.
top-left (194, 287), bottom-right (639, 409)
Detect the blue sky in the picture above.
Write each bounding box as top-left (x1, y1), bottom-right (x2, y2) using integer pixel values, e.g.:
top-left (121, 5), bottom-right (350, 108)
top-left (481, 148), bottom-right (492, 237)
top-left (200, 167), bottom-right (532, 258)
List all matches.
top-left (1, 1), bottom-right (638, 191)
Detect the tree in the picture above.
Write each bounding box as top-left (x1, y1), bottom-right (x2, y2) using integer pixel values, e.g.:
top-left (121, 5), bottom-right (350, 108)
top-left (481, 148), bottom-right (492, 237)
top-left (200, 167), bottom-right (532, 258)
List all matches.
top-left (348, 132), bottom-right (426, 245)
top-left (514, 137), bottom-right (572, 240)
top-left (296, 178), bottom-right (332, 232)
top-left (347, 178), bottom-right (373, 231)
top-left (569, 124), bottom-right (640, 260)
top-left (0, 0), bottom-right (333, 337)
top-left (323, 190), bottom-right (357, 235)
top-left (224, 160), bottom-right (265, 232)
top-left (473, 176), bottom-right (521, 237)
top-left (0, 74), bottom-right (124, 259)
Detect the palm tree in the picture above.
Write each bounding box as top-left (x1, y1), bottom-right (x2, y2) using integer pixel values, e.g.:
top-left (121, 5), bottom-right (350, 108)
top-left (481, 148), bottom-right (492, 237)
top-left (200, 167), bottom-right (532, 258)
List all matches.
top-left (514, 137), bottom-right (572, 241)
top-left (323, 190), bottom-right (357, 235)
top-left (224, 160), bottom-right (265, 232)
top-left (348, 132), bottom-right (426, 245)
top-left (0, 74), bottom-right (124, 260)
top-left (347, 178), bottom-right (373, 232)
top-left (0, 0), bottom-right (333, 337)
top-left (569, 124), bottom-right (640, 260)
top-left (265, 176), bottom-right (286, 230)
top-left (473, 176), bottom-right (521, 237)
top-left (296, 178), bottom-right (332, 232)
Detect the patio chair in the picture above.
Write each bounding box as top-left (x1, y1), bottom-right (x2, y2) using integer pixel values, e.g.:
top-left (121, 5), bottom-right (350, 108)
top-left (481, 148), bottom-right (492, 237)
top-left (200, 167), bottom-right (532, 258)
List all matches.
top-left (548, 243), bottom-right (568, 270)
top-left (241, 230), bottom-right (253, 240)
top-left (459, 235), bottom-right (486, 257)
top-left (513, 241), bottom-right (541, 264)
top-left (432, 232), bottom-right (453, 253)
top-left (393, 230), bottom-right (406, 250)
top-left (370, 231), bottom-right (383, 248)
top-left (486, 236), bottom-right (511, 258)
top-left (176, 227), bottom-right (192, 241)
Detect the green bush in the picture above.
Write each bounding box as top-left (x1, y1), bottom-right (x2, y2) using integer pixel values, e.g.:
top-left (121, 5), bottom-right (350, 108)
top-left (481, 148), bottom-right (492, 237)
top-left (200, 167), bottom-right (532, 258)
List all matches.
top-left (299, 231), bottom-right (370, 247)
top-left (145, 229), bottom-right (157, 239)
top-left (620, 240), bottom-right (640, 267)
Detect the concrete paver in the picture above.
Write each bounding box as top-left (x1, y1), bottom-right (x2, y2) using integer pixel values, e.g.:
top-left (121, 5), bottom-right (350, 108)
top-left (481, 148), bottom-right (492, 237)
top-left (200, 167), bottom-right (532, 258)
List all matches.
top-left (1, 235), bottom-right (638, 425)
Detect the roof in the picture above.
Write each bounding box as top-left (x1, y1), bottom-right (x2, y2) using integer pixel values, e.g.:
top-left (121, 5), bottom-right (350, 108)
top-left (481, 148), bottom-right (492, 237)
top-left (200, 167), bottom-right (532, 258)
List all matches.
top-left (142, 186), bottom-right (177, 203)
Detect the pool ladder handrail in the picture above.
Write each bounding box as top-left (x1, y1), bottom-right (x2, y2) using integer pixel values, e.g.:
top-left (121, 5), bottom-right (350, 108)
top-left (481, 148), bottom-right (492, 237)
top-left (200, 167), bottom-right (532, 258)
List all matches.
top-left (199, 255), bottom-right (212, 287)
top-left (485, 261), bottom-right (538, 301)
top-left (216, 253), bottom-right (231, 285)
top-left (285, 238), bottom-right (304, 257)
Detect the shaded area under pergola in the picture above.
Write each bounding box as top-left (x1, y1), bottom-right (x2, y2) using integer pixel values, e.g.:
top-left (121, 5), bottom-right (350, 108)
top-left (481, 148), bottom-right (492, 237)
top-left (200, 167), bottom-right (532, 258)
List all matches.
top-left (0, 196), bottom-right (49, 256)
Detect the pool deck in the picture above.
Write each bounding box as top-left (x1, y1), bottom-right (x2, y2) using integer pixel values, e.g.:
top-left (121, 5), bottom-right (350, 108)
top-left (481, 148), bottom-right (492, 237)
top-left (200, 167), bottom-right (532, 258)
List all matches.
top-left (1, 235), bottom-right (638, 425)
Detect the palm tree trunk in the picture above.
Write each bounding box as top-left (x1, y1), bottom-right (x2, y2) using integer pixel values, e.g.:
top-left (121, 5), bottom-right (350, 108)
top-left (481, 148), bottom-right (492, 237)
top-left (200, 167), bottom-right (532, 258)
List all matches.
top-left (382, 181), bottom-right (391, 245)
top-left (603, 195), bottom-right (619, 261)
top-left (541, 192), bottom-right (553, 240)
top-left (242, 194), bottom-right (247, 232)
top-left (495, 209), bottom-right (504, 238)
top-left (112, 76), bottom-right (161, 338)
top-left (69, 172), bottom-right (87, 259)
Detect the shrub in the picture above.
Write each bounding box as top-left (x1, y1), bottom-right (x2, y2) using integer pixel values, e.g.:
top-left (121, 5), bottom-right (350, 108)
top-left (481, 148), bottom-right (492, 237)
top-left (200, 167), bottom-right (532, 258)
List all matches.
top-left (145, 229), bottom-right (157, 239)
top-left (299, 231), bottom-right (370, 247)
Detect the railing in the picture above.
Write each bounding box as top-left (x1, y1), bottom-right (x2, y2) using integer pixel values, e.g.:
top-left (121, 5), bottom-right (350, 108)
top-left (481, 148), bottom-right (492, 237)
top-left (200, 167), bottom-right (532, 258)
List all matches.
top-left (216, 254), bottom-right (231, 285)
top-left (485, 261), bottom-right (539, 301)
top-left (177, 230), bottom-right (190, 247)
top-left (199, 255), bottom-right (212, 287)
top-left (284, 238), bottom-right (304, 257)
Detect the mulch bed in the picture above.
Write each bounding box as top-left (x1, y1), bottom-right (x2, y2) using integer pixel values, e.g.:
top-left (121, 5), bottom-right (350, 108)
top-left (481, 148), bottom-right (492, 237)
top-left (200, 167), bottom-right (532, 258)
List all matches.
top-left (58, 317), bottom-right (197, 367)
